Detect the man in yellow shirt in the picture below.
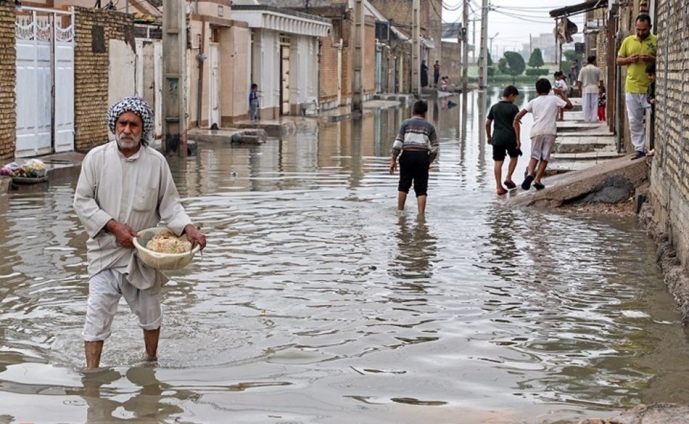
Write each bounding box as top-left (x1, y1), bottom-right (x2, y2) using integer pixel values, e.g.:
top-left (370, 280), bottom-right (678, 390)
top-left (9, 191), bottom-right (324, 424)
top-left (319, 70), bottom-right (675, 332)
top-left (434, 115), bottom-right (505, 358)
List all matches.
top-left (616, 14), bottom-right (657, 160)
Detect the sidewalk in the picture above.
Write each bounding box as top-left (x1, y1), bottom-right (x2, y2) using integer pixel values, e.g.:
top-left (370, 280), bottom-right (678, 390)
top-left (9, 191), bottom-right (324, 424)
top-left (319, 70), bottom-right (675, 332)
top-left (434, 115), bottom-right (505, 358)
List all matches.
top-left (506, 97), bottom-right (648, 209)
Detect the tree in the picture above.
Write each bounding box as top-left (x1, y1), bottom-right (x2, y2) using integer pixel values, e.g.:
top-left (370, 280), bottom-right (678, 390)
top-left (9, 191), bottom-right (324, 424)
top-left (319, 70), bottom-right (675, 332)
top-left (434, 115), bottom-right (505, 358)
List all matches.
top-left (500, 51), bottom-right (526, 83)
top-left (487, 51), bottom-right (493, 67)
top-left (561, 49), bottom-right (584, 83)
top-left (528, 48), bottom-right (544, 68)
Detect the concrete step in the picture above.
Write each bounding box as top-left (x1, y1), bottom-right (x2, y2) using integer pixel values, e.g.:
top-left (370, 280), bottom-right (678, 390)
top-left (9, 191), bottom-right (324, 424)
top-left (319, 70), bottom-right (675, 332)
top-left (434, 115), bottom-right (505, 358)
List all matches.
top-left (551, 151), bottom-right (625, 161)
top-left (554, 136), bottom-right (617, 154)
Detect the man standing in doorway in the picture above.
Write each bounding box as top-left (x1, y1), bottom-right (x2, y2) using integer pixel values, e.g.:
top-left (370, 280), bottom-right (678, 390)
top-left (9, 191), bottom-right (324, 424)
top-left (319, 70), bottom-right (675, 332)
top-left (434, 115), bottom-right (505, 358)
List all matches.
top-left (433, 60), bottom-right (440, 88)
top-left (577, 55), bottom-right (604, 122)
top-left (616, 14), bottom-right (657, 160)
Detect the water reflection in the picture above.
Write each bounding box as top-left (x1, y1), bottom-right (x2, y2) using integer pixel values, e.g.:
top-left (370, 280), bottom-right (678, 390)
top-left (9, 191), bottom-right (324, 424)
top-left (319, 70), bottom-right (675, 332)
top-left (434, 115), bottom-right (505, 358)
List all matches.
top-left (71, 367), bottom-right (196, 423)
top-left (389, 216), bottom-right (437, 283)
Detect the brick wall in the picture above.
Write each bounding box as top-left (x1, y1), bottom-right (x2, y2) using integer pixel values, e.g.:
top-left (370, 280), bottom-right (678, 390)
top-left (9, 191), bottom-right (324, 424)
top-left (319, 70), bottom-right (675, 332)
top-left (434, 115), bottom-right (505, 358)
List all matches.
top-left (0, 4), bottom-right (16, 161)
top-left (73, 7), bottom-right (134, 152)
top-left (648, 0), bottom-right (689, 268)
top-left (319, 29), bottom-right (340, 104)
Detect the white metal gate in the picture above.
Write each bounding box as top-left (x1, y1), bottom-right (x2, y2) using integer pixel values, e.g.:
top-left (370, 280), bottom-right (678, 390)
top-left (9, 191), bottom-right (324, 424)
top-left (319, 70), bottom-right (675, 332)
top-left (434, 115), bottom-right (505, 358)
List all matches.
top-left (208, 43), bottom-right (220, 128)
top-left (15, 8), bottom-right (74, 158)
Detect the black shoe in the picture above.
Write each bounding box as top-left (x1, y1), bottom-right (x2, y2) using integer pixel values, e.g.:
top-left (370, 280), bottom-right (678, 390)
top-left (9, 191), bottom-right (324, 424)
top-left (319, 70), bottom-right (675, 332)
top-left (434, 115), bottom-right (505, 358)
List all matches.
top-left (631, 150), bottom-right (646, 160)
top-left (534, 182), bottom-right (545, 190)
top-left (521, 175), bottom-right (534, 190)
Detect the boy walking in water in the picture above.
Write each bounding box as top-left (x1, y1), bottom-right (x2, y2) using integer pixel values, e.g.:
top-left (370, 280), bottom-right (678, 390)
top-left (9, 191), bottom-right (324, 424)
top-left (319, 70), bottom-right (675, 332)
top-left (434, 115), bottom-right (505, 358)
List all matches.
top-left (389, 100), bottom-right (439, 216)
top-left (515, 78), bottom-right (572, 191)
top-left (485, 85), bottom-right (521, 195)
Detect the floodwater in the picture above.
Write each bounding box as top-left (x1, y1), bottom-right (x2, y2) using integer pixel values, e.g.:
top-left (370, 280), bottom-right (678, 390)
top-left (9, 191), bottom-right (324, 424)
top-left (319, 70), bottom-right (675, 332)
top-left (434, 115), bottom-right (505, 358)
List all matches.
top-left (1, 88), bottom-right (689, 424)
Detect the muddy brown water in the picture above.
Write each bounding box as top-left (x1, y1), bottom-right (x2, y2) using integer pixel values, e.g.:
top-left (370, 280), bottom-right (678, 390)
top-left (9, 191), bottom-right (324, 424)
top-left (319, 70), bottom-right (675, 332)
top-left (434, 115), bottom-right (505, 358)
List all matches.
top-left (1, 88), bottom-right (688, 424)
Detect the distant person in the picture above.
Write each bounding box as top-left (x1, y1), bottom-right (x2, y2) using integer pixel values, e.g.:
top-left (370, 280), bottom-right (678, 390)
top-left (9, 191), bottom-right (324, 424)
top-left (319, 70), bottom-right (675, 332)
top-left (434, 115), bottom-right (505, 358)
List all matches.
top-left (577, 55), bottom-right (605, 122)
top-left (73, 96), bottom-right (207, 369)
top-left (645, 62), bottom-right (656, 107)
top-left (389, 100), bottom-right (439, 216)
top-left (421, 60), bottom-right (429, 88)
top-left (514, 78), bottom-right (573, 191)
top-left (249, 83), bottom-right (259, 121)
top-left (616, 13), bottom-right (657, 160)
top-left (433, 60), bottom-right (441, 87)
top-left (440, 76), bottom-right (448, 92)
top-left (553, 71), bottom-right (568, 121)
top-left (485, 85), bottom-right (521, 196)
top-left (598, 87), bottom-right (606, 121)
top-left (568, 59), bottom-right (581, 91)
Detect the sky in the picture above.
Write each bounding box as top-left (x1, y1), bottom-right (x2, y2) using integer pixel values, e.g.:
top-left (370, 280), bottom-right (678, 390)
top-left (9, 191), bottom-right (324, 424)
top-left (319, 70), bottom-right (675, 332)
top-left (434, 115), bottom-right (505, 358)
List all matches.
top-left (442, 0), bottom-right (586, 54)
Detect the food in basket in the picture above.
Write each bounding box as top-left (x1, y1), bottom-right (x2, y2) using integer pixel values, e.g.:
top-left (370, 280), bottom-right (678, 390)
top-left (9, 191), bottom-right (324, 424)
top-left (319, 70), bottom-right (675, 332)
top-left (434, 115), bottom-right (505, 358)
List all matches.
top-left (145, 229), bottom-right (192, 254)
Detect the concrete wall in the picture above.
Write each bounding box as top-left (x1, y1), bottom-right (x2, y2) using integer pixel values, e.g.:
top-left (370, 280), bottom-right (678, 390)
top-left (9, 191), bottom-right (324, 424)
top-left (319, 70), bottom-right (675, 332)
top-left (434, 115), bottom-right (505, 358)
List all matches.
top-left (221, 25), bottom-right (251, 125)
top-left (441, 41), bottom-right (460, 87)
top-left (0, 3), bottom-right (16, 161)
top-left (364, 16), bottom-right (376, 95)
top-left (73, 7), bottom-right (134, 152)
top-left (108, 39), bottom-right (137, 120)
top-left (189, 14), bottom-right (250, 127)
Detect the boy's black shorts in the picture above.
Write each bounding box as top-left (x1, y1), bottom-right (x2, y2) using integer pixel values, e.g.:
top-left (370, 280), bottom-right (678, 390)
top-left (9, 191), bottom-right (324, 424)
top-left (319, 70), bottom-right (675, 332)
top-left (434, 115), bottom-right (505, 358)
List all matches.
top-left (492, 142), bottom-right (520, 162)
top-left (398, 151), bottom-right (430, 197)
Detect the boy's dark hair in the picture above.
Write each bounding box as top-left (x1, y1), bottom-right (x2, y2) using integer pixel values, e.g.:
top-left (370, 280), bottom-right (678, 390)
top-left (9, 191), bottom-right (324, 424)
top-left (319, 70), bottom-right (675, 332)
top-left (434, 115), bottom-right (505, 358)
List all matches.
top-left (251, 83), bottom-right (258, 89)
top-left (636, 14), bottom-right (652, 26)
top-left (502, 85), bottom-right (519, 97)
top-left (554, 71), bottom-right (563, 77)
top-left (587, 55), bottom-right (596, 64)
top-left (413, 100), bottom-right (428, 115)
top-left (646, 62), bottom-right (656, 74)
top-left (536, 78), bottom-right (552, 94)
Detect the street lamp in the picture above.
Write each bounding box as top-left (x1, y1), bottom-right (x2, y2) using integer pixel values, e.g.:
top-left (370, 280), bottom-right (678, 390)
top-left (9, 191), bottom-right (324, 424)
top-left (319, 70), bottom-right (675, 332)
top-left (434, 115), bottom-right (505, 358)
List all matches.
top-left (489, 32), bottom-right (499, 59)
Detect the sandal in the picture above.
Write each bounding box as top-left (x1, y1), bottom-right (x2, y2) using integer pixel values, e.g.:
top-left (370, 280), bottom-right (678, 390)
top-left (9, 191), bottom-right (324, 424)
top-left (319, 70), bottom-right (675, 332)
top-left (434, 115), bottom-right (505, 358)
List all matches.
top-left (534, 182), bottom-right (545, 190)
top-left (521, 175), bottom-right (534, 190)
top-left (504, 180), bottom-right (516, 189)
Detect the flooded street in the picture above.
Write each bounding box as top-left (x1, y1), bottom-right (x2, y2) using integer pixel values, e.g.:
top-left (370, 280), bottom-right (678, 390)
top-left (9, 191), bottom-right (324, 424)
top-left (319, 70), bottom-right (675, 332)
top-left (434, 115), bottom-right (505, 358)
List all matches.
top-left (2, 88), bottom-right (689, 424)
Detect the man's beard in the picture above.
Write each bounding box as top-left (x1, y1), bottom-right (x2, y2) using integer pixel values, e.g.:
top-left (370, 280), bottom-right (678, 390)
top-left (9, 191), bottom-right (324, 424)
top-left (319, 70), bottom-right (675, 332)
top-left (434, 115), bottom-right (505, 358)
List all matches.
top-left (116, 132), bottom-right (141, 150)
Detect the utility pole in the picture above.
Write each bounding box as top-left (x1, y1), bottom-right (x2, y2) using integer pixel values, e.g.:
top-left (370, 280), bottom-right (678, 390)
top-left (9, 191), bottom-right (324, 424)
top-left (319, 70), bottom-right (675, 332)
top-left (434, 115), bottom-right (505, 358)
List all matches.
top-left (472, 19), bottom-right (476, 64)
top-left (352, 0), bottom-right (364, 112)
top-left (411, 0), bottom-right (420, 96)
top-left (162, 0), bottom-right (187, 156)
top-left (478, 0), bottom-right (488, 89)
top-left (462, 0), bottom-right (469, 93)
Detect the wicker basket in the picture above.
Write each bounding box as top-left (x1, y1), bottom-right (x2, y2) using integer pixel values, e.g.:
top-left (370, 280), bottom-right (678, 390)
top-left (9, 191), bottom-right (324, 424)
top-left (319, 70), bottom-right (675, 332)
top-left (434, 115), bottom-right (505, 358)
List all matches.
top-left (133, 227), bottom-right (201, 270)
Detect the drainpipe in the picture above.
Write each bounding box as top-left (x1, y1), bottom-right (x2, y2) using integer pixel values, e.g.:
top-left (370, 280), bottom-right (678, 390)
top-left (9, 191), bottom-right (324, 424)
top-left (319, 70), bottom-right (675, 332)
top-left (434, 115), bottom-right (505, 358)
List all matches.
top-left (317, 39), bottom-right (322, 111)
top-left (614, 4), bottom-right (623, 153)
top-left (196, 25), bottom-right (206, 128)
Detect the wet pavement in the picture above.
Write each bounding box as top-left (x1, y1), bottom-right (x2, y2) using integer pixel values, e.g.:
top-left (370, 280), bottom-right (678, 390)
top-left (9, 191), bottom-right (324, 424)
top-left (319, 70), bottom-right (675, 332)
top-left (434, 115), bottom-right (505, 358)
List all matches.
top-left (1, 87), bottom-right (689, 424)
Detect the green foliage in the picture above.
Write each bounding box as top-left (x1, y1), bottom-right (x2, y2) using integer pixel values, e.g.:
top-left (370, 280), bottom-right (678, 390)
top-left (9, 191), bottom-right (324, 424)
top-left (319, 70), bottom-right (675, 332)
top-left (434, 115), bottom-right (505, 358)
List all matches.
top-left (504, 52), bottom-right (526, 76)
top-left (498, 58), bottom-right (508, 74)
top-left (525, 68), bottom-right (550, 77)
top-left (528, 48), bottom-right (544, 68)
top-left (487, 51), bottom-right (493, 67)
top-left (561, 49), bottom-right (584, 81)
top-left (487, 66), bottom-right (496, 77)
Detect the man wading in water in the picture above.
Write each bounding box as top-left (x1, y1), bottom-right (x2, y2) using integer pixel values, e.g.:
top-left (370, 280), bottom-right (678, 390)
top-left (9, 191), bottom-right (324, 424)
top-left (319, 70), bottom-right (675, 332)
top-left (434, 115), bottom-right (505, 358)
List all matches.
top-left (73, 96), bottom-right (206, 369)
